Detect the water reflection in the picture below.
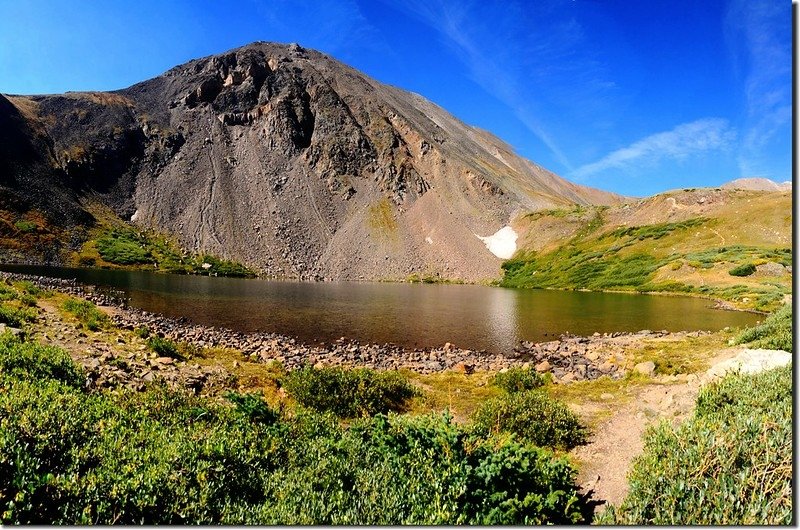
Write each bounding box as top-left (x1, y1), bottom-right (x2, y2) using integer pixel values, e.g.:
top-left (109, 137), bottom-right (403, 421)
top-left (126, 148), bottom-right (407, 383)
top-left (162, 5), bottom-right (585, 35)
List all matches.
top-left (0, 265), bottom-right (759, 354)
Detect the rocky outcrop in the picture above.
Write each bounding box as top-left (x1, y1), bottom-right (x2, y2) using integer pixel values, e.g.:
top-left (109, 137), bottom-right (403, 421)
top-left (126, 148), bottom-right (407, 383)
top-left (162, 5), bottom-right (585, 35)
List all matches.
top-left (0, 42), bottom-right (623, 281)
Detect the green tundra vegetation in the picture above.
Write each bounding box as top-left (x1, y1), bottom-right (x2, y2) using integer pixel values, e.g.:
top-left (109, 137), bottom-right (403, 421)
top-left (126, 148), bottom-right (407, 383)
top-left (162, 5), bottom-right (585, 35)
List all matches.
top-left (501, 209), bottom-right (791, 312)
top-left (0, 267), bottom-right (792, 524)
top-left (597, 364), bottom-right (792, 525)
top-left (734, 303), bottom-right (792, 352)
top-left (597, 303), bottom-right (793, 525)
top-left (0, 329), bottom-right (591, 524)
top-left (74, 224), bottom-right (256, 278)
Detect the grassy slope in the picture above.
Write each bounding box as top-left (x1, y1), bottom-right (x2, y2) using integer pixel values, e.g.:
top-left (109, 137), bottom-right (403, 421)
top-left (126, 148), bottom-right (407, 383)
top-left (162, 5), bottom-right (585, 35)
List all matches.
top-left (0, 199), bottom-right (255, 277)
top-left (501, 189), bottom-right (791, 311)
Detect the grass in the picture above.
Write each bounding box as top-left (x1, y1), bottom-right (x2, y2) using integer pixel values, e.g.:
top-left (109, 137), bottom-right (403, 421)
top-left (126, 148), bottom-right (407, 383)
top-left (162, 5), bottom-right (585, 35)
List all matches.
top-left (734, 304), bottom-right (792, 352)
top-left (598, 365), bottom-right (792, 524)
top-left (406, 371), bottom-right (502, 421)
top-left (367, 198), bottom-right (398, 239)
top-left (74, 224), bottom-right (256, 278)
top-left (13, 220), bottom-right (38, 233)
top-left (501, 211), bottom-right (791, 311)
top-left (61, 298), bottom-right (109, 331)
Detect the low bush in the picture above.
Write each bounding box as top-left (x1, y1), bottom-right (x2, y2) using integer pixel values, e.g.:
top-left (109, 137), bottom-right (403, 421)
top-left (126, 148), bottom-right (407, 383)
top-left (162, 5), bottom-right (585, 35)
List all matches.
top-left (0, 303), bottom-right (37, 327)
top-left (728, 263), bottom-right (756, 277)
top-left (282, 365), bottom-right (419, 418)
top-left (62, 298), bottom-right (108, 331)
top-left (0, 283), bottom-right (17, 302)
top-left (734, 304), bottom-right (792, 352)
top-left (471, 390), bottom-right (588, 450)
top-left (491, 367), bottom-right (545, 393)
top-left (147, 335), bottom-right (183, 360)
top-left (225, 392), bottom-right (279, 425)
top-left (96, 229), bottom-right (152, 265)
top-left (0, 338), bottom-right (589, 524)
top-left (19, 294), bottom-right (37, 308)
top-left (15, 280), bottom-right (43, 297)
top-left (598, 366), bottom-right (791, 525)
top-left (0, 332), bottom-right (84, 388)
top-left (13, 220), bottom-right (37, 233)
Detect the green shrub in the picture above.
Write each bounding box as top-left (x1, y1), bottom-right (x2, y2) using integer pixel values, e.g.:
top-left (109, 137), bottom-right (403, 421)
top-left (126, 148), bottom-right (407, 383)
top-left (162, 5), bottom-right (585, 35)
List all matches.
top-left (134, 326), bottom-right (150, 339)
top-left (96, 229), bottom-right (152, 265)
top-left (492, 367), bottom-right (545, 393)
top-left (282, 366), bottom-right (419, 418)
top-left (728, 263), bottom-right (756, 277)
top-left (0, 283), bottom-right (17, 302)
top-left (13, 220), bottom-right (37, 233)
top-left (19, 294), bottom-right (37, 308)
top-left (471, 390), bottom-right (588, 450)
top-left (147, 335), bottom-right (183, 360)
top-left (193, 255), bottom-right (255, 278)
top-left (0, 303), bottom-right (37, 327)
top-left (0, 339), bottom-right (589, 524)
top-left (15, 280), bottom-right (43, 297)
top-left (225, 392), bottom-right (279, 425)
top-left (599, 366), bottom-right (791, 525)
top-left (735, 304), bottom-right (792, 352)
top-left (62, 298), bottom-right (108, 331)
top-left (0, 333), bottom-right (84, 388)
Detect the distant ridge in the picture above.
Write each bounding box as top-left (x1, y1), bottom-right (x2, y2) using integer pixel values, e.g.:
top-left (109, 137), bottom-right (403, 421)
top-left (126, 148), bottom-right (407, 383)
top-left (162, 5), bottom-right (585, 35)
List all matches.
top-left (721, 177), bottom-right (792, 192)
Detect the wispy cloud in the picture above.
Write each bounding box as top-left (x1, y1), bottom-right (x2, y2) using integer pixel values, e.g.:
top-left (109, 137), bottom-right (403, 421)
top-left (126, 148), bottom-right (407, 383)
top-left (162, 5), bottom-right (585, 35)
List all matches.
top-left (249, 0), bottom-right (389, 58)
top-left (725, 0), bottom-right (790, 178)
top-left (572, 118), bottom-right (736, 179)
top-left (380, 0), bottom-right (616, 173)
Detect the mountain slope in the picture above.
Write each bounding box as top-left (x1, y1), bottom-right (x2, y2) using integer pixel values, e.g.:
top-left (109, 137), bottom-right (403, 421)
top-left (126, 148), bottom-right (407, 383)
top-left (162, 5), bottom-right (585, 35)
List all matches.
top-left (0, 42), bottom-right (620, 281)
top-left (502, 187), bottom-right (792, 311)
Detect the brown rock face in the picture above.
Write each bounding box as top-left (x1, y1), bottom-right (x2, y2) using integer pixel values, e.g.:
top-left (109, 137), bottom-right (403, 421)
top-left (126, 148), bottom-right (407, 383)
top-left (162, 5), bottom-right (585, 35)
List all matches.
top-left (0, 42), bottom-right (622, 280)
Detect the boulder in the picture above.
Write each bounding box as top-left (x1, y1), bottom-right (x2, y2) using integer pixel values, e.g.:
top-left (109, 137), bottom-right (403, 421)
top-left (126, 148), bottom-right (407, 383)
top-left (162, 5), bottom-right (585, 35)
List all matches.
top-left (452, 362), bottom-right (474, 375)
top-left (535, 360), bottom-right (552, 373)
top-left (634, 361), bottom-right (656, 376)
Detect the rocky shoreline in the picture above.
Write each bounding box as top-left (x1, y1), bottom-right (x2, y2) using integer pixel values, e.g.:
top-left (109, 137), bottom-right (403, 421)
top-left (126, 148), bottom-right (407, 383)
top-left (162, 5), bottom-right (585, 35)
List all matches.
top-left (4, 272), bottom-right (711, 391)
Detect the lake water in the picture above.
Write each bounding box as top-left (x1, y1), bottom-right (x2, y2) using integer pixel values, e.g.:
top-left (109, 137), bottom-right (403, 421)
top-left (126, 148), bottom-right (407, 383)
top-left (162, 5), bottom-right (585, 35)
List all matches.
top-left (1, 265), bottom-right (759, 354)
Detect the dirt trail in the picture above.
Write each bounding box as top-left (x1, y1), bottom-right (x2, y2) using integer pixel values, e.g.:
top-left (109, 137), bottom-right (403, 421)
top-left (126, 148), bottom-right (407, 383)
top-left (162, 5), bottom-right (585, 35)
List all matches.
top-left (572, 378), bottom-right (702, 507)
top-left (573, 345), bottom-right (789, 512)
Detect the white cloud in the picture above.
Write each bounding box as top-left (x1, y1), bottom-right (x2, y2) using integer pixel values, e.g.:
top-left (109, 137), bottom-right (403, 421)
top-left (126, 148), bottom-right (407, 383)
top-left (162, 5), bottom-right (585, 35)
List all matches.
top-left (572, 118), bottom-right (736, 179)
top-left (380, 0), bottom-right (616, 173)
top-left (725, 0), bottom-right (791, 177)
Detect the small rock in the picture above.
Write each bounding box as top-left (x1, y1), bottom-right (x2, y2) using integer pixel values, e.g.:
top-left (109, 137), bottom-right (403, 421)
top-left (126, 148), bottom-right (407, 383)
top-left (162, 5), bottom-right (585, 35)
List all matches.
top-left (598, 361), bottom-right (615, 373)
top-left (634, 361), bottom-right (656, 376)
top-left (535, 360), bottom-right (552, 373)
top-left (452, 362), bottom-right (474, 375)
top-left (155, 357), bottom-right (174, 365)
top-left (600, 393), bottom-right (614, 400)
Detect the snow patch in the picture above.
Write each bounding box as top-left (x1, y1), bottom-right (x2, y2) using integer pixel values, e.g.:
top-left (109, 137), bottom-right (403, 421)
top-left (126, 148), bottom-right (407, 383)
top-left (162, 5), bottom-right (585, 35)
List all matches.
top-left (476, 226), bottom-right (518, 259)
top-left (130, 209), bottom-right (140, 222)
top-left (425, 236), bottom-right (433, 245)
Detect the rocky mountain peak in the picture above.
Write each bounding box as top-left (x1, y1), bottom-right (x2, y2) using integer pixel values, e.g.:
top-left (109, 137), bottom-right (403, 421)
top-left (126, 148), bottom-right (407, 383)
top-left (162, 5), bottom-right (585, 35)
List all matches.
top-left (1, 41), bottom-right (623, 281)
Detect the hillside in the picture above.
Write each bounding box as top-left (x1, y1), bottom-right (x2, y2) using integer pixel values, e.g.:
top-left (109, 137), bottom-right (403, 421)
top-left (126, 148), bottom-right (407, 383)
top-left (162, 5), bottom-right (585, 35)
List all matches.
top-left (0, 42), bottom-right (620, 281)
top-left (501, 187), bottom-right (792, 311)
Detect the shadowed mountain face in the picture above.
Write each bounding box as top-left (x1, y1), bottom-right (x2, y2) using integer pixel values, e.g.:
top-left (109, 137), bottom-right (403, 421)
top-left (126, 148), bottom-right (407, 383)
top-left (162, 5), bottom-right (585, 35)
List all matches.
top-left (0, 42), bottom-right (622, 281)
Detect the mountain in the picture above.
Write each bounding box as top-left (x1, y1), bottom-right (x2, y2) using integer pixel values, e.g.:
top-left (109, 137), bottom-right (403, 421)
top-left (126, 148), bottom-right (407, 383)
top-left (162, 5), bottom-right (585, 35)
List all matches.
top-left (720, 177), bottom-right (792, 192)
top-left (0, 42), bottom-right (621, 281)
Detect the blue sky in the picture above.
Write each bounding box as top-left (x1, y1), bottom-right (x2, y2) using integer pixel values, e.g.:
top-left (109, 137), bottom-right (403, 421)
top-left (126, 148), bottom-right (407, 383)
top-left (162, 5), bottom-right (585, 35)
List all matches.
top-left (0, 0), bottom-right (791, 197)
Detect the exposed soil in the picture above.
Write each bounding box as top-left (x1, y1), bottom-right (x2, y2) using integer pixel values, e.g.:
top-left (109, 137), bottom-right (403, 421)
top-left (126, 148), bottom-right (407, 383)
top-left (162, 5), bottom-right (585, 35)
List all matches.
top-left (573, 344), bottom-right (792, 512)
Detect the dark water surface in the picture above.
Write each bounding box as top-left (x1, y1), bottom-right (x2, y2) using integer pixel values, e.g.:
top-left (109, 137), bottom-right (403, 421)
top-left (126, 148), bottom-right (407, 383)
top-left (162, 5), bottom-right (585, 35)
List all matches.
top-left (2, 265), bottom-right (759, 354)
